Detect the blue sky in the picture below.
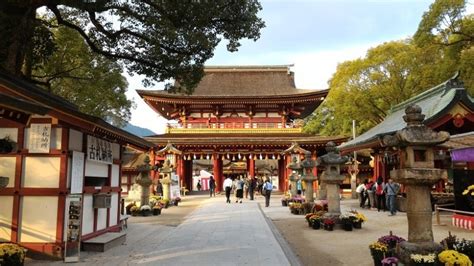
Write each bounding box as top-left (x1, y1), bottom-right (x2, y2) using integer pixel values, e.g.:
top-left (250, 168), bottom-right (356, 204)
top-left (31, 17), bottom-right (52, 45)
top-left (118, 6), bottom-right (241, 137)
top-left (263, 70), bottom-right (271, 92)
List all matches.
top-left (126, 0), bottom-right (473, 133)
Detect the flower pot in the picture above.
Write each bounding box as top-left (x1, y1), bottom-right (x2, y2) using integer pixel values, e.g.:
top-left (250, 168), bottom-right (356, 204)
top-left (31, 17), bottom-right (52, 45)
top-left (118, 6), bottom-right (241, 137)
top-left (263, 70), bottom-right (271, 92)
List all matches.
top-left (342, 222), bottom-right (353, 231)
top-left (153, 208), bottom-right (161, 215)
top-left (324, 224), bottom-right (334, 231)
top-left (141, 210), bottom-right (151, 216)
top-left (282, 200), bottom-right (288, 206)
top-left (312, 221), bottom-right (321, 230)
top-left (373, 257), bottom-right (383, 266)
top-left (353, 221), bottom-right (362, 229)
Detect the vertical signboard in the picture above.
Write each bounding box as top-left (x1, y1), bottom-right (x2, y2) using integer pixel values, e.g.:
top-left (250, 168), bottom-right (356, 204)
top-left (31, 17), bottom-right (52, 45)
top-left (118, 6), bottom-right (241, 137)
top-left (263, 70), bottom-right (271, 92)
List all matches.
top-left (64, 194), bottom-right (82, 262)
top-left (71, 151), bottom-right (85, 194)
top-left (87, 135), bottom-right (113, 164)
top-left (29, 123), bottom-right (51, 153)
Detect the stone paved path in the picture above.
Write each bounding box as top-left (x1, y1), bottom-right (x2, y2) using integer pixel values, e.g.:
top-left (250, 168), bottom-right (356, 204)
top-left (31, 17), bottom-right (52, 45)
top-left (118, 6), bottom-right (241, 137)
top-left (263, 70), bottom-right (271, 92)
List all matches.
top-left (29, 195), bottom-right (295, 266)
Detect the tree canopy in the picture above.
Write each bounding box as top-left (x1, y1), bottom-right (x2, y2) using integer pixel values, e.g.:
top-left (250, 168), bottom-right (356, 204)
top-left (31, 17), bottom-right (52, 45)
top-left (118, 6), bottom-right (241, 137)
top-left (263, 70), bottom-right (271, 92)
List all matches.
top-left (304, 0), bottom-right (473, 137)
top-left (0, 0), bottom-right (265, 93)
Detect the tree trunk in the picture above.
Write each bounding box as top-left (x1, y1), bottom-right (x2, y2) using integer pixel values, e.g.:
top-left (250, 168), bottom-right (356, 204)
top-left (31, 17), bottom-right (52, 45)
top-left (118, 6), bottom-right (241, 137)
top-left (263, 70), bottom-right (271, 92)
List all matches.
top-left (0, 3), bottom-right (37, 76)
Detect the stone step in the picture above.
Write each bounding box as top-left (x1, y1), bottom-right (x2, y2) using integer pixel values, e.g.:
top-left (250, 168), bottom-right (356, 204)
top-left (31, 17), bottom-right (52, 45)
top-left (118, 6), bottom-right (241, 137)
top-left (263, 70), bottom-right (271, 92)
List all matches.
top-left (81, 232), bottom-right (126, 252)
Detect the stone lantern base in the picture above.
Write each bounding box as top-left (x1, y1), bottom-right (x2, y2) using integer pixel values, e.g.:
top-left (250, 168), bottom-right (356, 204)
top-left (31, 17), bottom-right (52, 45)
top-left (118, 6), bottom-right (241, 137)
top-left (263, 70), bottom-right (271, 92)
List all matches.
top-left (397, 241), bottom-right (443, 265)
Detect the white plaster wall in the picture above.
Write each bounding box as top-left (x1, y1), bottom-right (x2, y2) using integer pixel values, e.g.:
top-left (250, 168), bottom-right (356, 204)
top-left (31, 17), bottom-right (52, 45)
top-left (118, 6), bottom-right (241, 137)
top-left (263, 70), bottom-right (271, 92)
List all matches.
top-left (66, 157), bottom-right (71, 189)
top-left (111, 143), bottom-right (120, 160)
top-left (96, 209), bottom-right (107, 231)
top-left (23, 157), bottom-right (60, 188)
top-left (111, 165), bottom-right (119, 187)
top-left (85, 161), bottom-right (108, 178)
top-left (68, 129), bottom-right (83, 152)
top-left (50, 128), bottom-right (62, 150)
top-left (0, 128), bottom-right (18, 142)
top-left (0, 196), bottom-right (13, 241)
top-left (0, 157), bottom-right (16, 187)
top-left (81, 195), bottom-right (94, 236)
top-left (121, 185), bottom-right (128, 193)
top-left (20, 196), bottom-right (58, 243)
top-left (109, 193), bottom-right (118, 226)
top-left (253, 113), bottom-right (266, 118)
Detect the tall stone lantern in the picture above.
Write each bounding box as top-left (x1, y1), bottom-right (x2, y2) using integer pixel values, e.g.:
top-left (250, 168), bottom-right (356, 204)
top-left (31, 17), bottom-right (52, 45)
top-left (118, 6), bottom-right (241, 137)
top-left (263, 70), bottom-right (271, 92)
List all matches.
top-left (282, 142), bottom-right (307, 196)
top-left (136, 155), bottom-right (152, 206)
top-left (156, 142), bottom-right (182, 201)
top-left (317, 141), bottom-right (349, 218)
top-left (382, 104), bottom-right (449, 263)
top-left (301, 152), bottom-right (317, 202)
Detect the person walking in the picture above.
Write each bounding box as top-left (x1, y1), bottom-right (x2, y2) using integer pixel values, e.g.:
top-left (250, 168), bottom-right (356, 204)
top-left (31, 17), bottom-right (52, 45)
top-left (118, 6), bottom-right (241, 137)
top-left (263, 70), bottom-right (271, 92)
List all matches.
top-left (235, 176), bottom-right (244, 203)
top-left (385, 178), bottom-right (400, 216)
top-left (209, 176), bottom-right (216, 197)
top-left (249, 176), bottom-right (256, 200)
top-left (366, 180), bottom-right (375, 209)
top-left (223, 176), bottom-right (233, 203)
top-left (374, 176), bottom-right (386, 212)
top-left (197, 180), bottom-right (202, 191)
top-left (244, 176), bottom-right (249, 199)
top-left (263, 179), bottom-right (273, 207)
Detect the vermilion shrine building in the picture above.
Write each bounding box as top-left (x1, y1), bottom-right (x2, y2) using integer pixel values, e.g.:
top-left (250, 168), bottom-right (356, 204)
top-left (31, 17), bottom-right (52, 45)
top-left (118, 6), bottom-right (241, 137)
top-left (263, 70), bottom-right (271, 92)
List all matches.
top-left (138, 65), bottom-right (346, 192)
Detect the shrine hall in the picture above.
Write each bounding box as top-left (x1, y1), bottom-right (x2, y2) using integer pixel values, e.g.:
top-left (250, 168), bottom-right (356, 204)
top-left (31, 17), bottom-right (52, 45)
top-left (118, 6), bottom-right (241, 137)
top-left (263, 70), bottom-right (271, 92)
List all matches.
top-left (137, 65), bottom-right (346, 192)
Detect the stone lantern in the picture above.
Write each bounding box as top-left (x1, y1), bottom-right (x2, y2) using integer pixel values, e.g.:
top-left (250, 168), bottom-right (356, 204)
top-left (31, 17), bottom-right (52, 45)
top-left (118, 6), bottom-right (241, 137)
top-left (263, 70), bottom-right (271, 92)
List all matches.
top-left (301, 152), bottom-right (317, 202)
top-left (156, 142), bottom-right (182, 201)
top-left (136, 155), bottom-right (152, 206)
top-left (317, 141), bottom-right (349, 218)
top-left (282, 142), bottom-right (306, 197)
top-left (382, 104), bottom-right (449, 264)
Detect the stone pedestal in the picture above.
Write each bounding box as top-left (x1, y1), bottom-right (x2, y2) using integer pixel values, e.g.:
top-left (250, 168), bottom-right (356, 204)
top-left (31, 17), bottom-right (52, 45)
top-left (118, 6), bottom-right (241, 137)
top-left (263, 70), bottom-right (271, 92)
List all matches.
top-left (318, 181), bottom-right (327, 200)
top-left (161, 177), bottom-right (171, 200)
top-left (289, 173), bottom-right (299, 197)
top-left (136, 155), bottom-right (152, 206)
top-left (325, 180), bottom-right (343, 217)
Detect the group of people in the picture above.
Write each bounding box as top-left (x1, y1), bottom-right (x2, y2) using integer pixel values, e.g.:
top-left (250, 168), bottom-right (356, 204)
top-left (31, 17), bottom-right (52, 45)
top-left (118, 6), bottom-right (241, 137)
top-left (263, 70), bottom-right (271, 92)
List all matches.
top-left (356, 176), bottom-right (400, 216)
top-left (222, 175), bottom-right (273, 207)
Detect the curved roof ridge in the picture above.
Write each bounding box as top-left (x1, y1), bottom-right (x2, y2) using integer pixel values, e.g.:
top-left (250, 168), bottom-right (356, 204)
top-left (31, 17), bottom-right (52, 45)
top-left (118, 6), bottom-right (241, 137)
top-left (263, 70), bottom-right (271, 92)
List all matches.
top-left (390, 72), bottom-right (464, 113)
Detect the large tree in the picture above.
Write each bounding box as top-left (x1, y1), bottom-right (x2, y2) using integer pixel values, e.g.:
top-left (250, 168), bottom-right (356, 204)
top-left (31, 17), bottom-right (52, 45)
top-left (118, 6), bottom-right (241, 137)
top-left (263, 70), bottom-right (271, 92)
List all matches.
top-left (0, 0), bottom-right (265, 93)
top-left (32, 25), bottom-right (132, 127)
top-left (305, 0), bottom-right (473, 137)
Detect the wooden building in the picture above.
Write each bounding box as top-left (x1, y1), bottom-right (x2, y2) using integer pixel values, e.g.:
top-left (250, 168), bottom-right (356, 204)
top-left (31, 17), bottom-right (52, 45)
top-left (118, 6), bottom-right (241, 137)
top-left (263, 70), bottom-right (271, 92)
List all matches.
top-left (339, 74), bottom-right (474, 182)
top-left (138, 65), bottom-right (346, 192)
top-left (0, 72), bottom-right (153, 258)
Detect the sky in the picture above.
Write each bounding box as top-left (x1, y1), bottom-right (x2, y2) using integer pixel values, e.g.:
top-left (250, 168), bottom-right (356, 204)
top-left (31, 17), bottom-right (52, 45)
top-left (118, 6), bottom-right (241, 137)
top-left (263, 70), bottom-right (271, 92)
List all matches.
top-left (125, 0), bottom-right (474, 134)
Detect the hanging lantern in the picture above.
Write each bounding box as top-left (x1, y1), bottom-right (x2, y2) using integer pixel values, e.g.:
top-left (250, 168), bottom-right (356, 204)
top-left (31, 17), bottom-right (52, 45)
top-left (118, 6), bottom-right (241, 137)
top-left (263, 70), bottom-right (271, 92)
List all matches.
top-left (211, 154), bottom-right (215, 160)
top-left (259, 154), bottom-right (263, 160)
top-left (238, 153), bottom-right (242, 160)
top-left (200, 154), bottom-right (204, 160)
top-left (277, 154), bottom-right (281, 160)
top-left (265, 154), bottom-right (269, 160)
top-left (227, 153), bottom-right (230, 159)
top-left (249, 154), bottom-right (253, 159)
top-left (232, 154), bottom-right (236, 161)
top-left (193, 154), bottom-right (197, 160)
top-left (243, 155), bottom-right (247, 161)
top-left (272, 154), bottom-right (276, 160)
top-left (206, 154), bottom-right (210, 160)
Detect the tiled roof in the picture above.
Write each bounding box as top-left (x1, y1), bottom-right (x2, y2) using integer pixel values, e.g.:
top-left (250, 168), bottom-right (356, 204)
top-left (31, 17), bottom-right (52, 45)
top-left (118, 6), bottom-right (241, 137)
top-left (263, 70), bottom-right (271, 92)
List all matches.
top-left (0, 72), bottom-right (153, 150)
top-left (137, 65), bottom-right (321, 97)
top-left (339, 73), bottom-right (474, 151)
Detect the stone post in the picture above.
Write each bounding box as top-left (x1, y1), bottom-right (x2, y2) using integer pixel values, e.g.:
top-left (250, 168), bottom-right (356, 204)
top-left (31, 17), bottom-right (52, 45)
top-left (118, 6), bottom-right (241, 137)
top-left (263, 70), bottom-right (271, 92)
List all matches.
top-left (159, 159), bottom-right (173, 201)
top-left (382, 104), bottom-right (449, 264)
top-left (287, 157), bottom-right (301, 197)
top-left (317, 142), bottom-right (349, 218)
top-left (301, 152), bottom-right (317, 202)
top-left (136, 155), bottom-right (152, 206)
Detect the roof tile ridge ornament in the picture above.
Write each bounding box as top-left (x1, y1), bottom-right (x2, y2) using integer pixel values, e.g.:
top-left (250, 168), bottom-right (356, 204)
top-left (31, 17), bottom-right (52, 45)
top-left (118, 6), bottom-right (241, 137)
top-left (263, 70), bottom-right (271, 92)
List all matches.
top-left (444, 71), bottom-right (464, 90)
top-left (281, 141), bottom-right (310, 155)
top-left (382, 104), bottom-right (450, 147)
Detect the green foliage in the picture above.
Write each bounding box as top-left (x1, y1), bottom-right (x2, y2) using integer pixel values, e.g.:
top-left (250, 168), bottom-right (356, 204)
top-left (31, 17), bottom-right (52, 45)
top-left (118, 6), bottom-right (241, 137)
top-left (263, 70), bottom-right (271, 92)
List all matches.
top-left (305, 0), bottom-right (473, 137)
top-left (32, 25), bottom-right (132, 127)
top-left (1, 1), bottom-right (265, 94)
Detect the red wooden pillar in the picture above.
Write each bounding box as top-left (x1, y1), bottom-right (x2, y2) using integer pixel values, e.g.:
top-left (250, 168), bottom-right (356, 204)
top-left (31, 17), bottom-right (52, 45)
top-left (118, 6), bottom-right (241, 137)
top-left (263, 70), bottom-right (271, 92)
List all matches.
top-left (177, 155), bottom-right (184, 187)
top-left (249, 157), bottom-right (255, 178)
top-left (213, 154), bottom-right (221, 192)
top-left (278, 158), bottom-right (285, 192)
